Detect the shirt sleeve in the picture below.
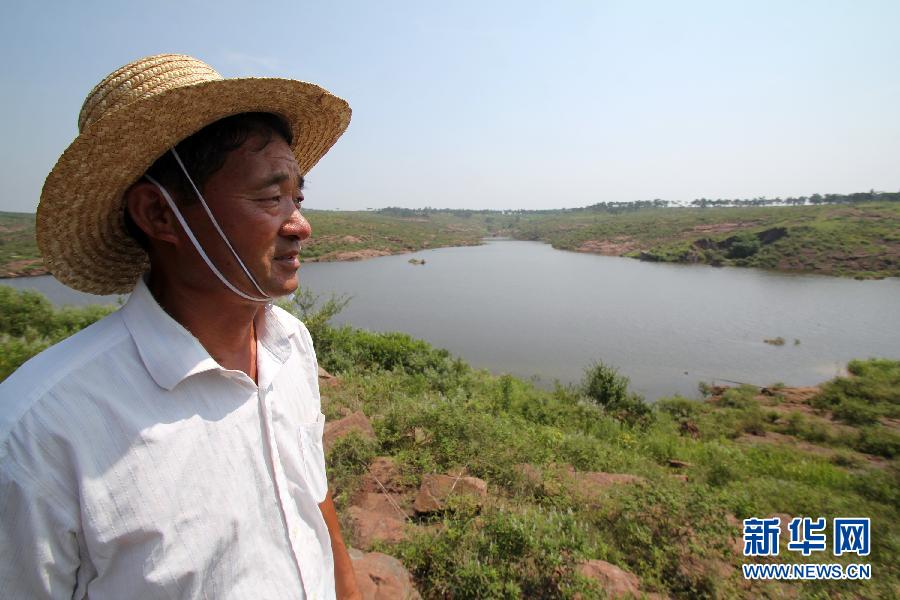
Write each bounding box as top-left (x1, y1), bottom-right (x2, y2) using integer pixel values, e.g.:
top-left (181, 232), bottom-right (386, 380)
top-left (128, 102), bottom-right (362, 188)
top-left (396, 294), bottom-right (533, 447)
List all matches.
top-left (0, 453), bottom-right (83, 599)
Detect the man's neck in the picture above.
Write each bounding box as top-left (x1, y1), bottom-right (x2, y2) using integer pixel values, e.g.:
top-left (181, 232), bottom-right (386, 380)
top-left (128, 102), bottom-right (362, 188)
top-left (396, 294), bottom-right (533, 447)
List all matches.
top-left (148, 272), bottom-right (261, 382)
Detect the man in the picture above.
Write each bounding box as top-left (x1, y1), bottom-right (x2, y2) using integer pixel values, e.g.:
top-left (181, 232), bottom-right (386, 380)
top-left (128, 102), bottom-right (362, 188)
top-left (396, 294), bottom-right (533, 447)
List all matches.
top-left (0, 54), bottom-right (360, 599)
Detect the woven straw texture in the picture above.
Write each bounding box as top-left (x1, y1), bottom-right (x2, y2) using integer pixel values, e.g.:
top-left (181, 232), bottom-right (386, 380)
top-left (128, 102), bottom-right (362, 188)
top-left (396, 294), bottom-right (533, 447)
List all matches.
top-left (38, 54), bottom-right (351, 294)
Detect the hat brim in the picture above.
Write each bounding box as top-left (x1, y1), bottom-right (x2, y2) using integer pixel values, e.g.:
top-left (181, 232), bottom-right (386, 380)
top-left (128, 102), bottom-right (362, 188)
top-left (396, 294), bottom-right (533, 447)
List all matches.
top-left (38, 77), bottom-right (351, 294)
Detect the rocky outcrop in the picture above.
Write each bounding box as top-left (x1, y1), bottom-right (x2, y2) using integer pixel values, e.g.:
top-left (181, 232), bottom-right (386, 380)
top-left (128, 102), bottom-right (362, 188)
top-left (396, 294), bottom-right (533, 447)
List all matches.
top-left (413, 473), bottom-right (488, 514)
top-left (577, 560), bottom-right (664, 599)
top-left (514, 463), bottom-right (646, 502)
top-left (347, 457), bottom-right (414, 550)
top-left (348, 504), bottom-right (407, 550)
top-left (360, 456), bottom-right (405, 493)
top-left (323, 412), bottom-right (376, 453)
top-left (317, 365), bottom-right (339, 388)
top-left (576, 237), bottom-right (639, 256)
top-left (349, 549), bottom-right (421, 600)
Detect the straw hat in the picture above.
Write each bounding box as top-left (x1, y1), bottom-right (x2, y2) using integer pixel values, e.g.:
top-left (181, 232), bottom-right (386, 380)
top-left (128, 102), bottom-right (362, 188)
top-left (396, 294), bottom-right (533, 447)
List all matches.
top-left (38, 54), bottom-right (351, 294)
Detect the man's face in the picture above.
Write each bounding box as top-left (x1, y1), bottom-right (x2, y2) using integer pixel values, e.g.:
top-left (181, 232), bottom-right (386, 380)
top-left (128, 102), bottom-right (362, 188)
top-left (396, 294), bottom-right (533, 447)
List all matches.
top-left (179, 133), bottom-right (311, 298)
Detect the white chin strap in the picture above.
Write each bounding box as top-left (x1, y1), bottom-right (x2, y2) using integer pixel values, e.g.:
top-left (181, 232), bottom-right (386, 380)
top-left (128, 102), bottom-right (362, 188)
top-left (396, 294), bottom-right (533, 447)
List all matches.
top-left (144, 148), bottom-right (271, 303)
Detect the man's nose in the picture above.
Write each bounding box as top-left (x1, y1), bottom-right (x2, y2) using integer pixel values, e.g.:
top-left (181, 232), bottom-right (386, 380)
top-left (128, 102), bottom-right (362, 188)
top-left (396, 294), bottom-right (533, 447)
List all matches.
top-left (281, 206), bottom-right (312, 241)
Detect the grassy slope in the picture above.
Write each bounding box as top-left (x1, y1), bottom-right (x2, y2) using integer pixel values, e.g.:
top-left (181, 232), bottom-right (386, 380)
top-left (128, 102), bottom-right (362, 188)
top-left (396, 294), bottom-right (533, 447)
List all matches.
top-left (1, 288), bottom-right (897, 598)
top-left (312, 328), bottom-right (899, 599)
top-left (0, 212), bottom-right (45, 276)
top-left (299, 210), bottom-right (487, 261)
top-left (292, 293), bottom-right (898, 599)
top-left (501, 202), bottom-right (900, 279)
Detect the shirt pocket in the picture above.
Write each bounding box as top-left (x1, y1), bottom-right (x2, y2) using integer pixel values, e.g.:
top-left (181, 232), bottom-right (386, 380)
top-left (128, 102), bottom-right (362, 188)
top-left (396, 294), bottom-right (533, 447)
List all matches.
top-left (297, 412), bottom-right (328, 503)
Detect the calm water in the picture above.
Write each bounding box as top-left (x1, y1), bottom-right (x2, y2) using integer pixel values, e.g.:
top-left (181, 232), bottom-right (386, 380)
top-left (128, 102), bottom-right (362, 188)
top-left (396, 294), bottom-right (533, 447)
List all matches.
top-left (4, 239), bottom-right (899, 400)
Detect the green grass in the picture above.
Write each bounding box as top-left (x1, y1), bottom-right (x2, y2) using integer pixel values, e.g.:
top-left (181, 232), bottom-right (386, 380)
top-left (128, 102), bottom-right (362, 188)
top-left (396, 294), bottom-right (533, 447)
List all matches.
top-left (298, 209), bottom-right (488, 261)
top-left (502, 202), bottom-right (900, 279)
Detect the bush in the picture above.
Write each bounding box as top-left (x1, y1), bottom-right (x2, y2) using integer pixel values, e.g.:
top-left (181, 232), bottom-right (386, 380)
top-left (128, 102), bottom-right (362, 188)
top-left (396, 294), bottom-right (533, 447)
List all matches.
top-left (719, 385), bottom-right (758, 409)
top-left (397, 505), bottom-right (600, 599)
top-left (0, 288), bottom-right (115, 382)
top-left (582, 361), bottom-right (629, 408)
top-left (727, 232), bottom-right (761, 259)
top-left (0, 334), bottom-right (53, 381)
top-left (738, 410), bottom-right (767, 436)
top-left (655, 396), bottom-right (706, 421)
top-left (811, 358), bottom-right (900, 422)
top-left (0, 287), bottom-right (55, 336)
top-left (853, 427), bottom-right (900, 458)
top-left (277, 287), bottom-right (350, 347)
top-left (581, 362), bottom-right (652, 426)
top-left (831, 399), bottom-right (881, 426)
top-left (325, 431), bottom-right (379, 508)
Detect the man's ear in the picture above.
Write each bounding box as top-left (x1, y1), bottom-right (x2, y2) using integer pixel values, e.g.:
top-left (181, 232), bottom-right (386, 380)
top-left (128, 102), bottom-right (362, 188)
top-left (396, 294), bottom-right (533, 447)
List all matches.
top-left (124, 181), bottom-right (181, 246)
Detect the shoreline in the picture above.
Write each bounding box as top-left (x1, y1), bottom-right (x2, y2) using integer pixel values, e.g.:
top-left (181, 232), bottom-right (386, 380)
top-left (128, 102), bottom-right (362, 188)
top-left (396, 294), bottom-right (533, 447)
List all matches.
top-left (0, 240), bottom-right (485, 280)
top-left (3, 239), bottom-right (896, 281)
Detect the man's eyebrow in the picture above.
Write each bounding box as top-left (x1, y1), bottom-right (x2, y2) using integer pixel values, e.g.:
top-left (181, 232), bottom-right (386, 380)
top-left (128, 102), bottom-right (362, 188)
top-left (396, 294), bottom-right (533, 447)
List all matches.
top-left (255, 172), bottom-right (305, 190)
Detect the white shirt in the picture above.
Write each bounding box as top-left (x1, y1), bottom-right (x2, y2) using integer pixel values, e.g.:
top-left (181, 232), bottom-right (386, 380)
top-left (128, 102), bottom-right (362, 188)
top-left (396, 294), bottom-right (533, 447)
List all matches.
top-left (0, 277), bottom-right (334, 599)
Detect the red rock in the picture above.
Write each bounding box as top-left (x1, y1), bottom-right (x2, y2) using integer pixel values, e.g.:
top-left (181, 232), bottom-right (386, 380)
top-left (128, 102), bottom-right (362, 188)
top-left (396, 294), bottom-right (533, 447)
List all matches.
top-left (348, 505), bottom-right (407, 550)
top-left (350, 549), bottom-right (421, 600)
top-left (354, 491), bottom-right (411, 519)
top-left (413, 473), bottom-right (488, 514)
top-left (577, 560), bottom-right (642, 599)
top-left (514, 463), bottom-right (544, 487)
top-left (361, 456), bottom-right (405, 494)
top-left (323, 412), bottom-right (376, 453)
top-left (572, 471), bottom-right (646, 502)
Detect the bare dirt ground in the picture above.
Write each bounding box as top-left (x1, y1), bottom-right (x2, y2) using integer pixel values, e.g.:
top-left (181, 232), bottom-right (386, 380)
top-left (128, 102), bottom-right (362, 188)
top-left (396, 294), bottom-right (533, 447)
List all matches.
top-left (309, 249), bottom-right (394, 262)
top-left (576, 236), bottom-right (641, 256)
top-left (2, 258), bottom-right (47, 277)
top-left (688, 221), bottom-right (761, 234)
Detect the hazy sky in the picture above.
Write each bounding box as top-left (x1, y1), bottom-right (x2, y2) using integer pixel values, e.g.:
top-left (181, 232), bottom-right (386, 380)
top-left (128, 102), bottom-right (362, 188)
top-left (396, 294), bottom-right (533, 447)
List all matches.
top-left (2, 1), bottom-right (898, 212)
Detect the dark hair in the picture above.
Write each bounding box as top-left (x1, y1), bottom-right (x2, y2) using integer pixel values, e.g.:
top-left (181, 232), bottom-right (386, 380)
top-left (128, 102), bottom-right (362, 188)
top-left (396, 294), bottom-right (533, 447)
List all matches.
top-left (124, 112), bottom-right (293, 250)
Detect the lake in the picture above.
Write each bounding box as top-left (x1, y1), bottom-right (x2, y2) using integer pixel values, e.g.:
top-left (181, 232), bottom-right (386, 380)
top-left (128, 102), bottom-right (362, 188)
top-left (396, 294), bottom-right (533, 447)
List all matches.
top-left (4, 239), bottom-right (899, 400)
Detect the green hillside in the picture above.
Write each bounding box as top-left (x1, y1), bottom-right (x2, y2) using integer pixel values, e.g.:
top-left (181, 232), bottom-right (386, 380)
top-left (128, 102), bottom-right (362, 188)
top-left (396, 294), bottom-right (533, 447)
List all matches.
top-left (3, 200), bottom-right (899, 279)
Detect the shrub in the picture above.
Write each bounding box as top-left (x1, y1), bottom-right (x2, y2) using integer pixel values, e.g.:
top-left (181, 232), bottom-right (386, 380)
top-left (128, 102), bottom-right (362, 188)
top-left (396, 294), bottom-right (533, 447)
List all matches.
top-left (719, 385), bottom-right (758, 409)
top-left (582, 361), bottom-right (629, 408)
top-left (727, 232), bottom-right (761, 259)
top-left (853, 427), bottom-right (900, 459)
top-left (0, 286), bottom-right (55, 337)
top-left (655, 396), bottom-right (706, 421)
top-left (831, 399), bottom-right (881, 426)
top-left (812, 358), bottom-right (900, 421)
top-left (325, 431), bottom-right (379, 509)
top-left (0, 334), bottom-right (53, 381)
top-left (0, 288), bottom-right (115, 382)
top-left (829, 451), bottom-right (863, 469)
top-left (277, 286), bottom-right (350, 346)
top-left (738, 410), bottom-right (767, 436)
top-left (397, 505), bottom-right (600, 599)
top-left (578, 362), bottom-right (652, 426)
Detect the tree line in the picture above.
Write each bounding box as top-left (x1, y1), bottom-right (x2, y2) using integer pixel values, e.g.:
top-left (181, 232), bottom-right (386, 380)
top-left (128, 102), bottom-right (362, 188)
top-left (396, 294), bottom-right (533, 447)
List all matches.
top-left (375, 189), bottom-right (900, 216)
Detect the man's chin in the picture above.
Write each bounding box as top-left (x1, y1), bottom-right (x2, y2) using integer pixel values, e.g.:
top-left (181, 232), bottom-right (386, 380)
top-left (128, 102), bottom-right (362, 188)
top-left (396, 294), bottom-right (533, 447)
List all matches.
top-left (266, 275), bottom-right (300, 299)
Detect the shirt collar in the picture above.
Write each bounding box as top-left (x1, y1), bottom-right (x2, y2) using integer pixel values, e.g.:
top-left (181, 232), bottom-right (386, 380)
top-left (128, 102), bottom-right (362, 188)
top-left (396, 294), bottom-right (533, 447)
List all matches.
top-left (121, 276), bottom-right (295, 391)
